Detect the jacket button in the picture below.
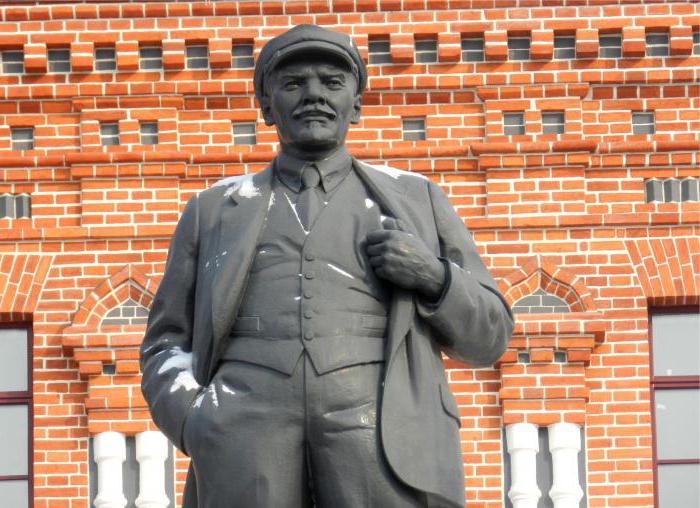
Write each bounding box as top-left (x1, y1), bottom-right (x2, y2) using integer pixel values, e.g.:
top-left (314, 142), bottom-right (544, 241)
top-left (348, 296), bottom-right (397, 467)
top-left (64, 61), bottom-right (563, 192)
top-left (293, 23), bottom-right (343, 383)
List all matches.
top-left (303, 291), bottom-right (313, 299)
top-left (304, 331), bottom-right (314, 341)
top-left (304, 271), bottom-right (315, 279)
top-left (304, 310), bottom-right (313, 319)
top-left (304, 253), bottom-right (315, 261)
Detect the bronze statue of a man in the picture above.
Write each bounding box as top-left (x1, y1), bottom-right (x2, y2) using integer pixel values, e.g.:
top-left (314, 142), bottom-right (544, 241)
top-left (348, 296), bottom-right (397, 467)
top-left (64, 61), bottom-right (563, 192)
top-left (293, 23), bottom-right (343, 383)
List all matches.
top-left (141, 24), bottom-right (514, 508)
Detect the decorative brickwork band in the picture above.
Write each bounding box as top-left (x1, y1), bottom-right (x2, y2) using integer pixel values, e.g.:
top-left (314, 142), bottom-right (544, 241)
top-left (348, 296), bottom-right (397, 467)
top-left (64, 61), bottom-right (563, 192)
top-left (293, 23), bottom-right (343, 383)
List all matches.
top-left (93, 431), bottom-right (127, 508)
top-left (548, 423), bottom-right (584, 508)
top-left (135, 431), bottom-right (170, 508)
top-left (0, 254), bottom-right (53, 320)
top-left (505, 423), bottom-right (541, 508)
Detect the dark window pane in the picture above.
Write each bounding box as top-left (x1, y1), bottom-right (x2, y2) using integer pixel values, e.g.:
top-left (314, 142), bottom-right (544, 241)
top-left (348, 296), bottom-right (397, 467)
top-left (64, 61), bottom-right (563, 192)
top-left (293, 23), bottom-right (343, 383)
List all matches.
top-left (632, 112), bottom-right (655, 135)
top-left (504, 112), bottom-right (525, 135)
top-left (508, 37), bottom-right (530, 60)
top-left (681, 178), bottom-right (699, 202)
top-left (11, 127), bottom-right (34, 150)
top-left (48, 49), bottom-right (71, 72)
top-left (694, 31), bottom-right (700, 55)
top-left (599, 35), bottom-right (622, 58)
top-left (14, 194), bottom-right (29, 218)
top-left (645, 179), bottom-right (663, 202)
top-left (232, 44), bottom-right (254, 68)
top-left (0, 194), bottom-right (12, 218)
top-left (140, 46), bottom-right (162, 69)
top-left (0, 404), bottom-right (29, 476)
top-left (542, 112), bottom-right (565, 134)
top-left (186, 45), bottom-right (208, 69)
top-left (100, 123), bottom-right (120, 146)
top-left (415, 39), bottom-right (437, 63)
top-left (140, 122), bottom-right (158, 145)
top-left (403, 117), bottom-right (426, 141)
top-left (663, 178), bottom-right (680, 202)
top-left (2, 50), bottom-right (24, 74)
top-left (95, 47), bottom-right (116, 71)
top-left (646, 33), bottom-right (669, 57)
top-left (654, 389), bottom-right (700, 460)
top-left (233, 123), bottom-right (256, 145)
top-left (553, 36), bottom-right (575, 59)
top-left (368, 40), bottom-right (391, 64)
top-left (652, 312), bottom-right (700, 376)
top-left (461, 38), bottom-right (484, 62)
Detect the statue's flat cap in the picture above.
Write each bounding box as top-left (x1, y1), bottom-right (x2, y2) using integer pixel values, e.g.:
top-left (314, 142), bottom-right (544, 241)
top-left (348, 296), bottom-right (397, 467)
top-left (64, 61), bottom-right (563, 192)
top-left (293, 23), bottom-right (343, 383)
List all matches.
top-left (254, 24), bottom-right (367, 101)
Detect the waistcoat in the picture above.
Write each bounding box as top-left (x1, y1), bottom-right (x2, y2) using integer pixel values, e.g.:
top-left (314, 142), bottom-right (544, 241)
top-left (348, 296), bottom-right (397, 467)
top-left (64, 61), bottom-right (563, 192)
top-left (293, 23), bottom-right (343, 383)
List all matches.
top-left (221, 169), bottom-right (390, 375)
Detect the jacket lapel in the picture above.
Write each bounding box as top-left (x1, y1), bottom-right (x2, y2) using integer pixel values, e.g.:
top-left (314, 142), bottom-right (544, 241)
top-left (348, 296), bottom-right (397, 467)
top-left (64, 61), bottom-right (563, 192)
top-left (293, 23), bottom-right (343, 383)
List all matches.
top-left (353, 160), bottom-right (416, 361)
top-left (209, 167), bottom-right (273, 376)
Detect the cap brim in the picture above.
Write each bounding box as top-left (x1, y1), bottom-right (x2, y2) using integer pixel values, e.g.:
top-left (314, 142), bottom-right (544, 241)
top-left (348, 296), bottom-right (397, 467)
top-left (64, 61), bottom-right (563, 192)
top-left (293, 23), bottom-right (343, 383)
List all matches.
top-left (264, 40), bottom-right (358, 77)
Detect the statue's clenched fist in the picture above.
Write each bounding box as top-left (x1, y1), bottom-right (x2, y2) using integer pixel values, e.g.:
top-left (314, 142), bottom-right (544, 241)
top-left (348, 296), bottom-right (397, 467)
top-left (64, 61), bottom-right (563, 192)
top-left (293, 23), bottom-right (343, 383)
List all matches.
top-left (365, 218), bottom-right (445, 301)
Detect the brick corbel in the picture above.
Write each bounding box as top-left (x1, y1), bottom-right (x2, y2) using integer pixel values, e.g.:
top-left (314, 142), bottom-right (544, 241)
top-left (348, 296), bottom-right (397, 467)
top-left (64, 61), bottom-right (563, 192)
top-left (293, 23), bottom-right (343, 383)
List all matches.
top-left (496, 258), bottom-right (605, 426)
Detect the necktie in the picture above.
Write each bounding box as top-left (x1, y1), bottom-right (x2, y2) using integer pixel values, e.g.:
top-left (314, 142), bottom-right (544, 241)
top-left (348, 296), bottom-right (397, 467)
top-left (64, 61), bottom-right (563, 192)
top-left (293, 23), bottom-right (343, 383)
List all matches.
top-left (297, 164), bottom-right (323, 231)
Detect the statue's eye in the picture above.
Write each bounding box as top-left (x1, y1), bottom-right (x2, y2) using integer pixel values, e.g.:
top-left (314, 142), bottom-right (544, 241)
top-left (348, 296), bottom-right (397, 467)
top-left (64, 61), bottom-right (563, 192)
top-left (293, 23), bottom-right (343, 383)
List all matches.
top-left (283, 80), bottom-right (300, 90)
top-left (325, 78), bottom-right (344, 89)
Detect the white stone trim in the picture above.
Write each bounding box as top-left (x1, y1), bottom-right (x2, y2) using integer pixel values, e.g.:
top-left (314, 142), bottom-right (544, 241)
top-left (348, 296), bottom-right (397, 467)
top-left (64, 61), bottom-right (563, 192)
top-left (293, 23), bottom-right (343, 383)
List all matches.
top-left (548, 422), bottom-right (584, 508)
top-left (135, 431), bottom-right (171, 508)
top-left (506, 423), bottom-right (541, 508)
top-left (93, 431), bottom-right (127, 508)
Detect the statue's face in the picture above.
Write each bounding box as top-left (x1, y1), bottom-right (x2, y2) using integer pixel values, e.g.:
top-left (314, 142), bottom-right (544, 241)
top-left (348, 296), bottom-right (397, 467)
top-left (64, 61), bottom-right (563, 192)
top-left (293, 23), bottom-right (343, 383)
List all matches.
top-left (262, 53), bottom-right (361, 157)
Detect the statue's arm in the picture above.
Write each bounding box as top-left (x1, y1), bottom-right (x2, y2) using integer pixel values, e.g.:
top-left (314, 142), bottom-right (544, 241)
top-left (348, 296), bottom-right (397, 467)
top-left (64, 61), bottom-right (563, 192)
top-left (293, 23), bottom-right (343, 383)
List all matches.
top-left (140, 194), bottom-right (203, 454)
top-left (415, 181), bottom-right (514, 366)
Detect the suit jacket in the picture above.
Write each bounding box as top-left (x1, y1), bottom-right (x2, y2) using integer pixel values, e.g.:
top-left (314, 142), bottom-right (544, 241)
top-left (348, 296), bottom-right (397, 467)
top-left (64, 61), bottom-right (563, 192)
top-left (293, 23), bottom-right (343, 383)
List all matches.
top-left (140, 160), bottom-right (514, 507)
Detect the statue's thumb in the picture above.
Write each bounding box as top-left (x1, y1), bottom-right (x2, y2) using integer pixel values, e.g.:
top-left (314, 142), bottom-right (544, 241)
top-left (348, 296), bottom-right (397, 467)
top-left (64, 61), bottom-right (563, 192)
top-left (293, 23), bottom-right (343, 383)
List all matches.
top-left (382, 217), bottom-right (401, 231)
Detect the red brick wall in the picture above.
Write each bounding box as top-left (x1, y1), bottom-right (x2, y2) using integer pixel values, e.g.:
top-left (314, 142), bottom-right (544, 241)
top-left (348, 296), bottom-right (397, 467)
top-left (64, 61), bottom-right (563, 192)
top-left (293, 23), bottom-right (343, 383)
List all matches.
top-left (0, 1), bottom-right (697, 507)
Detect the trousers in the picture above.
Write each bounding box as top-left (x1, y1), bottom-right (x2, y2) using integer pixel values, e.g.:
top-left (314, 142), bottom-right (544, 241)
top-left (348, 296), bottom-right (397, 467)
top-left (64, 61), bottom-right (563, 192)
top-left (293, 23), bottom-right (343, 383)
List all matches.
top-left (182, 353), bottom-right (427, 507)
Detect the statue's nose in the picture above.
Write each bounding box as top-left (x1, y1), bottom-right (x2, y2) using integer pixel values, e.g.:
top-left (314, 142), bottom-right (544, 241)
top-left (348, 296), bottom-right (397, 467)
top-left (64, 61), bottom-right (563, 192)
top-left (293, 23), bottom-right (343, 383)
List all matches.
top-left (302, 79), bottom-right (326, 104)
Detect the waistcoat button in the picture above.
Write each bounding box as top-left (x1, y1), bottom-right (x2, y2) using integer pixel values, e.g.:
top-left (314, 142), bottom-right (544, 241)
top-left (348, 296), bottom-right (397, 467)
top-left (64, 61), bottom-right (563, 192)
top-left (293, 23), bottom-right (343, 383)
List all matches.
top-left (304, 271), bottom-right (315, 279)
top-left (304, 310), bottom-right (313, 319)
top-left (304, 331), bottom-right (314, 341)
top-left (304, 253), bottom-right (315, 261)
top-left (303, 291), bottom-right (313, 299)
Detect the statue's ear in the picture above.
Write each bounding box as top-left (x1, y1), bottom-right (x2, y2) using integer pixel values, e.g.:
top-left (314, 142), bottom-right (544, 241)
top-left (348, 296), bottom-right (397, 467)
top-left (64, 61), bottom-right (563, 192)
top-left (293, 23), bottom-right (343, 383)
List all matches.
top-left (350, 94), bottom-right (362, 124)
top-left (261, 96), bottom-right (275, 126)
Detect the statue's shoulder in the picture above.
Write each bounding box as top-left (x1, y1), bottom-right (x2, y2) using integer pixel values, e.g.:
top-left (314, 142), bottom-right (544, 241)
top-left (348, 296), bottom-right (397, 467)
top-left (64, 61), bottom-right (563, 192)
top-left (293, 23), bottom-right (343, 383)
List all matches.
top-left (356, 161), bottom-right (429, 191)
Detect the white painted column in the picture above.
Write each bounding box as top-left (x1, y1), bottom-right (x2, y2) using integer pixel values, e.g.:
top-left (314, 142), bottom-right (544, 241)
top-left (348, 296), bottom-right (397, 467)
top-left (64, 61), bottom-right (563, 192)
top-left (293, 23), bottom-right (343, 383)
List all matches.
top-left (548, 422), bottom-right (584, 508)
top-left (93, 431), bottom-right (127, 508)
top-left (506, 423), bottom-right (541, 508)
top-left (135, 430), bottom-right (170, 508)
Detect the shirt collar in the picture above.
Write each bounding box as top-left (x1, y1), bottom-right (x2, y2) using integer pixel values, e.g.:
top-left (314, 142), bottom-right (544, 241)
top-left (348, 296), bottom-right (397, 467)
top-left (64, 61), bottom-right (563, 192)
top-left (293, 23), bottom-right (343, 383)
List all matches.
top-left (275, 147), bottom-right (352, 193)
